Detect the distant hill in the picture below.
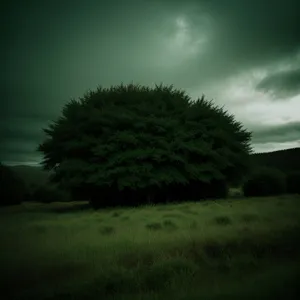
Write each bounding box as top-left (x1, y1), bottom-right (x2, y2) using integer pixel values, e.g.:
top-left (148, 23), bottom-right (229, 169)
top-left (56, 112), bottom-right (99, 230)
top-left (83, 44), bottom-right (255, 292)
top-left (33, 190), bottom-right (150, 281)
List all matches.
top-left (9, 165), bottom-right (52, 190)
top-left (251, 147), bottom-right (300, 174)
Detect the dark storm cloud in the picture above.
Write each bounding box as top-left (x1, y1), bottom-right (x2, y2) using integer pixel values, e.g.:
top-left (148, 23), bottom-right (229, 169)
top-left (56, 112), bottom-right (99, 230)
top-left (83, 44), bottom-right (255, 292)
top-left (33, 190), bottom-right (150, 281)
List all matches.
top-left (252, 121), bottom-right (300, 144)
top-left (2, 0), bottom-right (300, 164)
top-left (4, 0), bottom-right (300, 91)
top-left (0, 116), bottom-right (48, 163)
top-left (152, 0), bottom-right (300, 89)
top-left (0, 121), bottom-right (45, 142)
top-left (256, 68), bottom-right (300, 99)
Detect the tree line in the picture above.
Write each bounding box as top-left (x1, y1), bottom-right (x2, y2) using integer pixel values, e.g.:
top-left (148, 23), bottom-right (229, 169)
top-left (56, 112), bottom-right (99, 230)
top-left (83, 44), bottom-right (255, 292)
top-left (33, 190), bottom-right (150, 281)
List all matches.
top-left (1, 83), bottom-right (299, 208)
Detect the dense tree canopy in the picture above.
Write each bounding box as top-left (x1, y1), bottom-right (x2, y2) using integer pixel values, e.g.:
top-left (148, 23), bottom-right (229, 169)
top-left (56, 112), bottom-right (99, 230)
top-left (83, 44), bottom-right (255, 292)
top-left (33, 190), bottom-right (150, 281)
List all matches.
top-left (38, 83), bottom-right (252, 208)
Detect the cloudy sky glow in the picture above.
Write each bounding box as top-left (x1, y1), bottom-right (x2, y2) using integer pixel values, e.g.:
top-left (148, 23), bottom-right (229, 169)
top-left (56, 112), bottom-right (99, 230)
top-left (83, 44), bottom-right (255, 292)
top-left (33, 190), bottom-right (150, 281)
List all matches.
top-left (2, 0), bottom-right (300, 166)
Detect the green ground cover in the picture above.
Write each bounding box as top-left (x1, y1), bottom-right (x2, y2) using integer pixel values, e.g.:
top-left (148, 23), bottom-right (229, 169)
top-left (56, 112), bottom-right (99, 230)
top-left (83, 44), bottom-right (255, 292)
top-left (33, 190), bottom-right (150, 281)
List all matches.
top-left (1, 194), bottom-right (299, 299)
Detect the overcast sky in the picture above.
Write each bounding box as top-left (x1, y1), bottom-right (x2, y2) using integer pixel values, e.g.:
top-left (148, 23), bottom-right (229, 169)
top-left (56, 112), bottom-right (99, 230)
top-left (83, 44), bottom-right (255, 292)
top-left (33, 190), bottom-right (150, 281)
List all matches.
top-left (2, 0), bottom-right (300, 166)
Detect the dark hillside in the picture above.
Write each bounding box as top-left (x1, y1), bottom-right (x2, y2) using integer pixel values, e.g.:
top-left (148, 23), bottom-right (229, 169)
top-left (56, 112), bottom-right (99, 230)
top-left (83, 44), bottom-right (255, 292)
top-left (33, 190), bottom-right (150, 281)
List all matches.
top-left (251, 147), bottom-right (300, 174)
top-left (9, 165), bottom-right (53, 191)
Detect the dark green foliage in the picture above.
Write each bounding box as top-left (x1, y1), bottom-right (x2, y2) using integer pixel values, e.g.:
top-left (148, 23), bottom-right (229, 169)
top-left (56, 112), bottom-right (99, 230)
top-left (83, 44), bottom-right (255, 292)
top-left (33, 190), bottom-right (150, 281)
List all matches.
top-left (162, 220), bottom-right (178, 230)
top-left (243, 167), bottom-right (286, 197)
top-left (31, 185), bottom-right (70, 203)
top-left (38, 83), bottom-right (252, 209)
top-left (286, 171), bottom-right (300, 194)
top-left (0, 162), bottom-right (28, 206)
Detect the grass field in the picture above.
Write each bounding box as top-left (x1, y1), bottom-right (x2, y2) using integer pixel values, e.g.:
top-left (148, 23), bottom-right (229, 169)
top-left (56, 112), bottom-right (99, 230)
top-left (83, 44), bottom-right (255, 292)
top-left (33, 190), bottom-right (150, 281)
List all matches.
top-left (1, 194), bottom-right (300, 299)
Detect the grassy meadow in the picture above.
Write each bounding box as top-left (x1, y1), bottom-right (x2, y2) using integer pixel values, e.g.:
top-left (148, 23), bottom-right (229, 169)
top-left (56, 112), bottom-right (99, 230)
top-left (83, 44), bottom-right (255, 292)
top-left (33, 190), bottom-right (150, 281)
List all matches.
top-left (1, 193), bottom-right (300, 299)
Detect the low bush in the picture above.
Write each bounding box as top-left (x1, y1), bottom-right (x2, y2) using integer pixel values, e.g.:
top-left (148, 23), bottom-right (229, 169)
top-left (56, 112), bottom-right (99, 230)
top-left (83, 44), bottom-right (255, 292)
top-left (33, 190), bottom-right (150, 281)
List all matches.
top-left (286, 171), bottom-right (300, 194)
top-left (243, 167), bottom-right (286, 197)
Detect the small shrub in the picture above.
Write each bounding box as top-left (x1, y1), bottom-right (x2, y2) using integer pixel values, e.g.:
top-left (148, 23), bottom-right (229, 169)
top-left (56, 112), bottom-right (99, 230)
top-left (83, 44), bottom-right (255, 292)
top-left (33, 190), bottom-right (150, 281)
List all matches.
top-left (162, 220), bottom-right (178, 230)
top-left (99, 226), bottom-right (115, 235)
top-left (111, 211), bottom-right (122, 217)
top-left (145, 222), bottom-right (163, 231)
top-left (214, 215), bottom-right (232, 226)
top-left (286, 171), bottom-right (300, 194)
top-left (243, 167), bottom-right (286, 197)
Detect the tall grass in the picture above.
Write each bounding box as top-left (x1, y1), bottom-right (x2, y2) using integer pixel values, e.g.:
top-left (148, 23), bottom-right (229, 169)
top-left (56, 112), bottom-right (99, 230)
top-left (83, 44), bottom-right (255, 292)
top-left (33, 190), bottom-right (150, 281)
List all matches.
top-left (0, 195), bottom-right (300, 299)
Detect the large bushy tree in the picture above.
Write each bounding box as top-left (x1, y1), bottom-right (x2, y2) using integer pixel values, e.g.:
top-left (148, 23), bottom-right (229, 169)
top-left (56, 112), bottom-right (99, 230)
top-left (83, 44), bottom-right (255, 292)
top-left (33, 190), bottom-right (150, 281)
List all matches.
top-left (38, 83), bottom-right (252, 208)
